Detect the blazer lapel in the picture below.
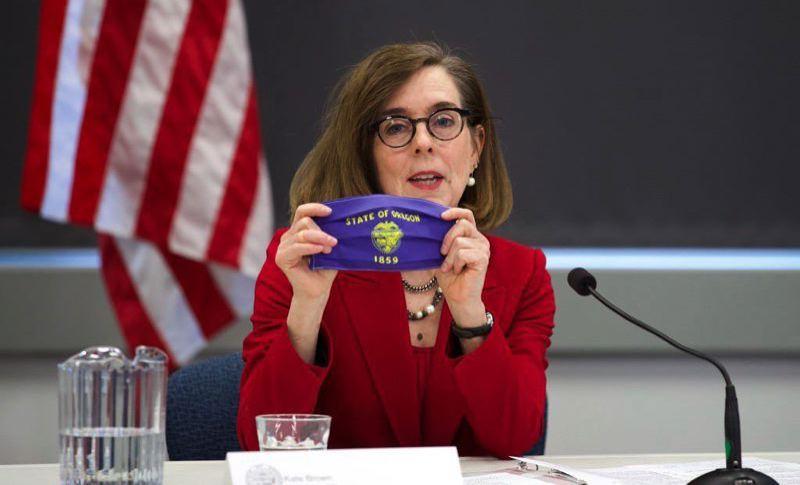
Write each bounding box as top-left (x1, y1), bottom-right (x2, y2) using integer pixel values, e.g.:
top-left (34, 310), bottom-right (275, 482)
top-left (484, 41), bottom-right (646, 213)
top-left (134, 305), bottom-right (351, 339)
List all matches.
top-left (338, 271), bottom-right (421, 446)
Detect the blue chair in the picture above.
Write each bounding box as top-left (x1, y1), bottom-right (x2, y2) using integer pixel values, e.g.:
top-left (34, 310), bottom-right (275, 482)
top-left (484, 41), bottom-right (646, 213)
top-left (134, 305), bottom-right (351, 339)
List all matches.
top-left (166, 352), bottom-right (244, 460)
top-left (166, 352), bottom-right (548, 459)
top-left (527, 399), bottom-right (548, 456)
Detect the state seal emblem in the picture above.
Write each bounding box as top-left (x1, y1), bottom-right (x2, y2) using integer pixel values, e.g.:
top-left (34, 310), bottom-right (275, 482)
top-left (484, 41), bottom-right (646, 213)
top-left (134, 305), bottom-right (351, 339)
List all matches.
top-left (245, 464), bottom-right (283, 485)
top-left (371, 221), bottom-right (403, 255)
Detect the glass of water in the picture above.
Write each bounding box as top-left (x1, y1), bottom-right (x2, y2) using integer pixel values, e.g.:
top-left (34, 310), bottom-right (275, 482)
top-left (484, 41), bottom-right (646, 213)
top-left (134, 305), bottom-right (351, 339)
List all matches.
top-left (256, 414), bottom-right (331, 451)
top-left (58, 346), bottom-right (168, 484)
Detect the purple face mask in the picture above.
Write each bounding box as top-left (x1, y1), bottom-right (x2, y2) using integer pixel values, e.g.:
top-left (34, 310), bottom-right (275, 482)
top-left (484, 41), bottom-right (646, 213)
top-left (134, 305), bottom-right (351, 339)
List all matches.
top-left (309, 195), bottom-right (454, 271)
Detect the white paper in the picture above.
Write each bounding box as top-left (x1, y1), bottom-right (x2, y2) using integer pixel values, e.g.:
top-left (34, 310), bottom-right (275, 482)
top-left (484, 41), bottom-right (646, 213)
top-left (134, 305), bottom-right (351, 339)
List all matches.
top-left (511, 456), bottom-right (622, 484)
top-left (589, 457), bottom-right (800, 485)
top-left (463, 472), bottom-right (551, 484)
top-left (227, 446), bottom-right (462, 485)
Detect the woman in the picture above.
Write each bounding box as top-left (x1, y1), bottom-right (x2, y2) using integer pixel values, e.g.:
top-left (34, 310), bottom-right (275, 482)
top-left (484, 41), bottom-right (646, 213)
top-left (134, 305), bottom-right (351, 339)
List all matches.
top-left (237, 42), bottom-right (555, 457)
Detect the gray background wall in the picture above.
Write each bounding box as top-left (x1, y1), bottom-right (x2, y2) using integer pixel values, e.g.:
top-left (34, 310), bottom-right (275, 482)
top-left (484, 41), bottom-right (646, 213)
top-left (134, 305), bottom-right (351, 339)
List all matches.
top-left (0, 0), bottom-right (798, 466)
top-left (1, 263), bottom-right (798, 464)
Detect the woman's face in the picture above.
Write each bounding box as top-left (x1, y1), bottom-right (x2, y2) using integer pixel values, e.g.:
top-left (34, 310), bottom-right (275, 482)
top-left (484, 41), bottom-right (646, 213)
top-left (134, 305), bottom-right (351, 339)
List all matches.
top-left (372, 66), bottom-right (484, 208)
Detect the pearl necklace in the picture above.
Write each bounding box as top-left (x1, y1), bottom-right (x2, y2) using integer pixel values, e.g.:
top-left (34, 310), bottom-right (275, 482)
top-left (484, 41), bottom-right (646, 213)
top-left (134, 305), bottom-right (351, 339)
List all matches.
top-left (407, 287), bottom-right (443, 321)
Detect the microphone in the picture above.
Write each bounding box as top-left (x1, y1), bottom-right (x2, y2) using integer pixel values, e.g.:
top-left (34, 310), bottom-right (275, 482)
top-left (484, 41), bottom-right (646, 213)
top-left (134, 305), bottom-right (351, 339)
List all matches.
top-left (567, 267), bottom-right (778, 485)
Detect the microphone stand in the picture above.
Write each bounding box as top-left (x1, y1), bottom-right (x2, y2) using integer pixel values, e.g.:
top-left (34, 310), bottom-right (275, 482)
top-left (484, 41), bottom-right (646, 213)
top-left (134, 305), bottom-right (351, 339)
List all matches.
top-left (572, 269), bottom-right (777, 484)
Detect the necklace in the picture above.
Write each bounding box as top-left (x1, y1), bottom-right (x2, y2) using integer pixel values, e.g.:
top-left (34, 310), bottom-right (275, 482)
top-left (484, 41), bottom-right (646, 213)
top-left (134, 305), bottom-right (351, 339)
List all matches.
top-left (407, 287), bottom-right (443, 321)
top-left (402, 275), bottom-right (438, 293)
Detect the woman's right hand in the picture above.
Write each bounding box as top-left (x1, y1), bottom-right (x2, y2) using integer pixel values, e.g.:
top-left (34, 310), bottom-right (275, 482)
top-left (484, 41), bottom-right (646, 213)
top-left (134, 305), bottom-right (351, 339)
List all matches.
top-left (275, 203), bottom-right (339, 301)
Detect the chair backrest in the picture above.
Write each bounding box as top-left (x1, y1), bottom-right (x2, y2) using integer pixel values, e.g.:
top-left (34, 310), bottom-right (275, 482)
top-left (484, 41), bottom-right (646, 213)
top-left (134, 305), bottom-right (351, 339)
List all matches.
top-left (527, 398), bottom-right (548, 456)
top-left (166, 352), bottom-right (244, 460)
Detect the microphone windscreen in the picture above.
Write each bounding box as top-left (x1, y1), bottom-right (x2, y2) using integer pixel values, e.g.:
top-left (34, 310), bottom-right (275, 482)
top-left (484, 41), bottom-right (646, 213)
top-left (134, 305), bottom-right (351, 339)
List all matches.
top-left (568, 267), bottom-right (597, 296)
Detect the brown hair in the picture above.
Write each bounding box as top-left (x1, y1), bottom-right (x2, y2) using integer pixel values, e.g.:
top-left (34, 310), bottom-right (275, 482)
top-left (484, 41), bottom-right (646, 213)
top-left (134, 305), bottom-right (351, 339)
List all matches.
top-left (289, 42), bottom-right (513, 231)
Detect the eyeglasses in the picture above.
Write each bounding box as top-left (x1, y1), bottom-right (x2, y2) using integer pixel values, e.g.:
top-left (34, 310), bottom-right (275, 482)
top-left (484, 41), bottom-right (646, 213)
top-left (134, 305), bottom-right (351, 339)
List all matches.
top-left (373, 108), bottom-right (473, 148)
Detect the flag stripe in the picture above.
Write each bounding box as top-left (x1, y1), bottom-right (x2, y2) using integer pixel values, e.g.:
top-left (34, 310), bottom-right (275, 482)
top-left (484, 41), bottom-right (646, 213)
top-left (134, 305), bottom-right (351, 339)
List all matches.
top-left (206, 85), bottom-right (260, 267)
top-left (68, 0), bottom-right (147, 224)
top-left (135, 0), bottom-right (230, 247)
top-left (239, 155), bottom-right (272, 276)
top-left (40, 0), bottom-right (106, 222)
top-left (95, 0), bottom-right (192, 236)
top-left (169, 0), bottom-right (251, 262)
top-left (21, 0), bottom-right (69, 212)
top-left (162, 251), bottom-right (236, 339)
top-left (98, 234), bottom-right (176, 366)
top-left (209, 263), bottom-right (255, 318)
top-left (114, 237), bottom-right (207, 366)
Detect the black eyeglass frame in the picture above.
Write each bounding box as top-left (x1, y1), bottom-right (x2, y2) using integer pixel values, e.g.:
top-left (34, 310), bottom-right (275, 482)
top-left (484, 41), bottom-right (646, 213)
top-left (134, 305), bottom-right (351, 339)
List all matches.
top-left (372, 107), bottom-right (477, 148)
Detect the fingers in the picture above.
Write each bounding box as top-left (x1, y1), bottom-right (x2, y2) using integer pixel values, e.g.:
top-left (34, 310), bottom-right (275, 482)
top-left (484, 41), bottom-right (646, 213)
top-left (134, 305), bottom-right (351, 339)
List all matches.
top-left (284, 202), bottom-right (337, 254)
top-left (279, 228), bottom-right (337, 264)
top-left (440, 237), bottom-right (488, 274)
top-left (451, 248), bottom-right (485, 274)
top-left (440, 208), bottom-right (480, 255)
top-left (293, 203), bottom-right (332, 224)
top-left (278, 203), bottom-right (338, 269)
top-left (294, 228), bottom-right (337, 247)
top-left (441, 207), bottom-right (477, 226)
top-left (440, 220), bottom-right (477, 255)
top-left (440, 209), bottom-right (490, 274)
top-left (281, 242), bottom-right (330, 264)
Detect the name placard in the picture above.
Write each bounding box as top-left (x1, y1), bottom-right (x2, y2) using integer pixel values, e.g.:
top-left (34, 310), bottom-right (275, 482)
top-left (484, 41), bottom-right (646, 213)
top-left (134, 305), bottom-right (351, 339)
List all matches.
top-left (227, 446), bottom-right (462, 485)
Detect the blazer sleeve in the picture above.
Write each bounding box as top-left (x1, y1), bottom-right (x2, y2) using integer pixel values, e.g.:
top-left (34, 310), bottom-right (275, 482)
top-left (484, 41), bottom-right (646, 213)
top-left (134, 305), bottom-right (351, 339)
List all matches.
top-left (451, 248), bottom-right (555, 457)
top-left (236, 229), bottom-right (334, 451)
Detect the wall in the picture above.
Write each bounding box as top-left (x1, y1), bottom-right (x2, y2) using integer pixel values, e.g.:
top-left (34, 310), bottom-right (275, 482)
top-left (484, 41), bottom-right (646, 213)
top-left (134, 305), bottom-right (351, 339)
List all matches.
top-left (3, 0), bottom-right (799, 247)
top-left (1, 255), bottom-right (797, 464)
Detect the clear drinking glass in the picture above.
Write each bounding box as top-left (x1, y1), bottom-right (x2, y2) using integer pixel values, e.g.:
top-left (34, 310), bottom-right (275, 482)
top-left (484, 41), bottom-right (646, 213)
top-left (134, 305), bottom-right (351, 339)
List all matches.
top-left (256, 414), bottom-right (331, 451)
top-left (58, 346), bottom-right (168, 484)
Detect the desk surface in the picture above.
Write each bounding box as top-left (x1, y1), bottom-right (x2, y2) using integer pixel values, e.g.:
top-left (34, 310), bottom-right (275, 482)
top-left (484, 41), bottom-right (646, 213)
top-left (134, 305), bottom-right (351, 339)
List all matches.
top-left (2, 452), bottom-right (798, 484)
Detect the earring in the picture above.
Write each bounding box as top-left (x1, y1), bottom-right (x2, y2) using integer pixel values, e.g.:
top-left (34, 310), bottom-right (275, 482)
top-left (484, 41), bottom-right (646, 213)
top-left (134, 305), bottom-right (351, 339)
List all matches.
top-left (467, 165), bottom-right (477, 187)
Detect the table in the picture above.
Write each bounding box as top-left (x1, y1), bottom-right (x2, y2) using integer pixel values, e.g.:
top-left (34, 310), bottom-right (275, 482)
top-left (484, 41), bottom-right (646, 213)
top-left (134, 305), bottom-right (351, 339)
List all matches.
top-left (2, 452), bottom-right (798, 483)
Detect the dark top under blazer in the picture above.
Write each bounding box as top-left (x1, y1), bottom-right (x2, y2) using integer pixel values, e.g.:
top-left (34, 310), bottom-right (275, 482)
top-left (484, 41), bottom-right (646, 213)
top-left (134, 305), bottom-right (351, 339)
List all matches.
top-left (237, 227), bottom-right (556, 457)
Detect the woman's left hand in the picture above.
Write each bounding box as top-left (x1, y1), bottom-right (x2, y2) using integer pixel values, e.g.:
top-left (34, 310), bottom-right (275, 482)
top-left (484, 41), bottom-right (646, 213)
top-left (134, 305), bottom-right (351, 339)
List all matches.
top-left (436, 208), bottom-right (490, 324)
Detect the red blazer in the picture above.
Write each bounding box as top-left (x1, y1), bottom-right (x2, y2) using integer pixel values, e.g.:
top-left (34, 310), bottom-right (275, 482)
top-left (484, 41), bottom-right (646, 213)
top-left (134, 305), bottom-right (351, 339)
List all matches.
top-left (237, 228), bottom-right (555, 457)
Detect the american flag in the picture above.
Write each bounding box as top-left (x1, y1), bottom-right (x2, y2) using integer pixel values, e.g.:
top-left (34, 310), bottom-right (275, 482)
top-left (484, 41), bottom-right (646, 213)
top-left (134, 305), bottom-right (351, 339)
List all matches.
top-left (21, 0), bottom-right (272, 366)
